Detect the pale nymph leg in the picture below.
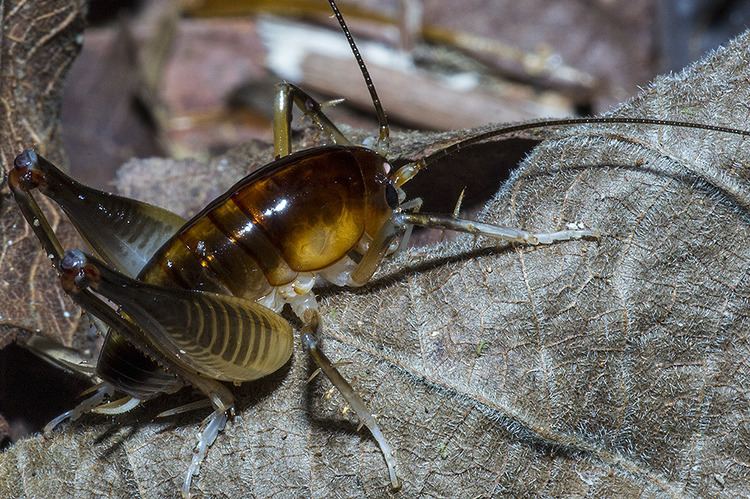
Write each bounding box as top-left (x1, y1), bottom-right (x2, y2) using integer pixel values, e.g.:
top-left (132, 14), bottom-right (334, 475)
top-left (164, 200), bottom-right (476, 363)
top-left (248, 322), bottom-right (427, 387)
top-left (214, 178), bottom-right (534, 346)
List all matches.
top-left (299, 309), bottom-right (401, 490)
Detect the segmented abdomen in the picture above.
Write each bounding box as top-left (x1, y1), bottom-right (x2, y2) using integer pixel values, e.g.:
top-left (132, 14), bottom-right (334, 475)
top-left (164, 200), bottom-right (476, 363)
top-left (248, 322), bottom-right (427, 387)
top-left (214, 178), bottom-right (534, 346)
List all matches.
top-left (139, 147), bottom-right (368, 298)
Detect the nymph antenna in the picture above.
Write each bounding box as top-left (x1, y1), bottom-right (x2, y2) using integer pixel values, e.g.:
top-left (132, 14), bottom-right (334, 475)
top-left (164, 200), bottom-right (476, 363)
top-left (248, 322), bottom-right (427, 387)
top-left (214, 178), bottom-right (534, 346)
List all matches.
top-left (326, 0), bottom-right (390, 149)
top-left (392, 116), bottom-right (750, 187)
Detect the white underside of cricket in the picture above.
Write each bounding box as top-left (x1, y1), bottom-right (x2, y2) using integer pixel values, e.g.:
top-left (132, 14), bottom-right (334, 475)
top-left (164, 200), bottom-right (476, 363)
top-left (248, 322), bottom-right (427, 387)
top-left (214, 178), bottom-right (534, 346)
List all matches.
top-left (256, 254), bottom-right (360, 319)
top-left (256, 272), bottom-right (317, 317)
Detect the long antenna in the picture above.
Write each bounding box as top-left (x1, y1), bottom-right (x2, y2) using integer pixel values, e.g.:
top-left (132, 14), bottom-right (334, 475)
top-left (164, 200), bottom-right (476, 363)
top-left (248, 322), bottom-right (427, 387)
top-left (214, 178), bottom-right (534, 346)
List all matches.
top-left (392, 116), bottom-right (750, 186)
top-left (327, 0), bottom-right (390, 149)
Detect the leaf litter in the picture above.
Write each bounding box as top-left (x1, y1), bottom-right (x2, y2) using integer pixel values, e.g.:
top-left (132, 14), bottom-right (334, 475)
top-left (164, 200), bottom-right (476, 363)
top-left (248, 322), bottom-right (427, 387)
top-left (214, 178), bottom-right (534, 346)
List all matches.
top-left (2, 2), bottom-right (750, 498)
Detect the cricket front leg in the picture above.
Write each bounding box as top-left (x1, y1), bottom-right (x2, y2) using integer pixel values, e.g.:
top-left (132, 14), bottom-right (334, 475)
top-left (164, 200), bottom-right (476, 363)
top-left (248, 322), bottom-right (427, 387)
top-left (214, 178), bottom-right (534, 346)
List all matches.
top-left (395, 212), bottom-right (598, 245)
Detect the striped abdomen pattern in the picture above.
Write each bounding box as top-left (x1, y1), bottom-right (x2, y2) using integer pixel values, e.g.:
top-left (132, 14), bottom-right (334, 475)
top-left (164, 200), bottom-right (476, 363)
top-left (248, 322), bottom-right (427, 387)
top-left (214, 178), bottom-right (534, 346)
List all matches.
top-left (139, 147), bottom-right (371, 299)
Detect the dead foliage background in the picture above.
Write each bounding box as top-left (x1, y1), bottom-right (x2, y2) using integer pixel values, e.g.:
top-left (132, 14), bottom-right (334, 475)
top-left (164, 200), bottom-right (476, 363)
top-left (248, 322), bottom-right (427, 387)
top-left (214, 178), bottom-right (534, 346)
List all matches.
top-left (1, 0), bottom-right (750, 497)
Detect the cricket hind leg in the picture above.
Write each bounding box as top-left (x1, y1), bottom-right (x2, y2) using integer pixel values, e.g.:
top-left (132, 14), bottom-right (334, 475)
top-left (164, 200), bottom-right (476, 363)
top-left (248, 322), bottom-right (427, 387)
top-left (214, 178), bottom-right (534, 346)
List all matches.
top-left (9, 157), bottom-right (179, 431)
top-left (9, 149), bottom-right (186, 277)
top-left (62, 271), bottom-right (237, 498)
top-left (79, 285), bottom-right (235, 499)
top-left (300, 310), bottom-right (401, 490)
top-left (10, 148), bottom-right (235, 496)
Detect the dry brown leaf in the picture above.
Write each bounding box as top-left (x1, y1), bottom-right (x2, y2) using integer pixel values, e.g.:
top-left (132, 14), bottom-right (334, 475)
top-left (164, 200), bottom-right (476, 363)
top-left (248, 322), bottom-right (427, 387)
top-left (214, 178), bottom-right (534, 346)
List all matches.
top-left (62, 23), bottom-right (164, 190)
top-left (2, 17), bottom-right (750, 499)
top-left (421, 0), bottom-right (656, 108)
top-left (0, 0), bottom-right (86, 347)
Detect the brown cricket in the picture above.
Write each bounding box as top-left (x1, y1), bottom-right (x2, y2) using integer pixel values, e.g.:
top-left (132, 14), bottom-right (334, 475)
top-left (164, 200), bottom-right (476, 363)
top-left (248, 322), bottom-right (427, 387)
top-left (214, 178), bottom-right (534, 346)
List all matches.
top-left (7, 1), bottom-right (750, 496)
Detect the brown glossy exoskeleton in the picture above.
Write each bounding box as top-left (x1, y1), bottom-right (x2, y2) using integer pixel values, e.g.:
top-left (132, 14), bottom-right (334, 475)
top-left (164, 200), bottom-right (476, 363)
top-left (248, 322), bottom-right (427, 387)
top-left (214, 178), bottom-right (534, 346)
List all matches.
top-left (8, 1), bottom-right (750, 496)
